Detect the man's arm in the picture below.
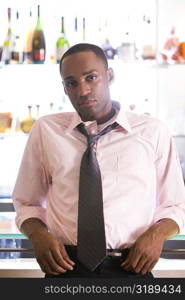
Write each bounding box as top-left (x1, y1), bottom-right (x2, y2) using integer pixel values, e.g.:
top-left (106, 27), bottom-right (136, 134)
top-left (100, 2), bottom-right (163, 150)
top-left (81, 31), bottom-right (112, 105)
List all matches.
top-left (121, 218), bottom-right (179, 274)
top-left (21, 218), bottom-right (75, 275)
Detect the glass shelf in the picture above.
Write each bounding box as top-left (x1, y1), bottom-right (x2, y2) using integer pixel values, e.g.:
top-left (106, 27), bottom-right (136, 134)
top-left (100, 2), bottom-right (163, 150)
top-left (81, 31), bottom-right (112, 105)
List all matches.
top-left (0, 212), bottom-right (25, 238)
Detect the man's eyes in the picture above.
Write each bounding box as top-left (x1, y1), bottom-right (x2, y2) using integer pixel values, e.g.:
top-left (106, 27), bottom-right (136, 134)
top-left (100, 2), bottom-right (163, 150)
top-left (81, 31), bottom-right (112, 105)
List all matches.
top-left (65, 75), bottom-right (97, 88)
top-left (86, 75), bottom-right (97, 81)
top-left (65, 80), bottom-right (78, 87)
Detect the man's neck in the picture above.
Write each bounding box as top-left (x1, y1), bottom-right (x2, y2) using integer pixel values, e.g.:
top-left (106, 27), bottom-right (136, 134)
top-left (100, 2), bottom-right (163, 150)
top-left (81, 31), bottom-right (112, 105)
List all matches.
top-left (97, 102), bottom-right (116, 125)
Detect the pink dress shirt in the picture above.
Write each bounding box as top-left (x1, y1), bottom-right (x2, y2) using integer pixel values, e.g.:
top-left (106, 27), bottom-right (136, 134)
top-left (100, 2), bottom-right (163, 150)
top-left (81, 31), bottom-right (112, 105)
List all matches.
top-left (12, 102), bottom-right (185, 249)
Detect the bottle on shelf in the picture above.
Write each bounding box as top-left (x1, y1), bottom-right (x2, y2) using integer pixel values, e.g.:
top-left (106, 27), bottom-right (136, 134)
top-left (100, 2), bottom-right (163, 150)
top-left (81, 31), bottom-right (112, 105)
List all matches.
top-left (178, 41), bottom-right (185, 62)
top-left (101, 38), bottom-right (116, 60)
top-left (20, 105), bottom-right (35, 133)
top-left (116, 31), bottom-right (136, 62)
top-left (161, 26), bottom-right (180, 64)
top-left (82, 17), bottom-right (86, 41)
top-left (23, 9), bottom-right (34, 63)
top-left (14, 116), bottom-right (22, 132)
top-left (1, 8), bottom-right (15, 65)
top-left (32, 5), bottom-right (46, 64)
top-left (35, 104), bottom-right (40, 120)
top-left (71, 17), bottom-right (79, 45)
top-left (56, 16), bottom-right (69, 63)
top-left (100, 18), bottom-right (116, 60)
top-left (141, 15), bottom-right (156, 60)
top-left (11, 11), bottom-right (24, 64)
top-left (0, 112), bottom-right (13, 133)
top-left (49, 102), bottom-right (54, 113)
top-left (0, 47), bottom-right (3, 62)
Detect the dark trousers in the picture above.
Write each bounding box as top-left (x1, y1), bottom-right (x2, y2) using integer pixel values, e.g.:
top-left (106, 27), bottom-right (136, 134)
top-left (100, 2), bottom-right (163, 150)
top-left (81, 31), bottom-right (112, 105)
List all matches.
top-left (45, 246), bottom-right (154, 278)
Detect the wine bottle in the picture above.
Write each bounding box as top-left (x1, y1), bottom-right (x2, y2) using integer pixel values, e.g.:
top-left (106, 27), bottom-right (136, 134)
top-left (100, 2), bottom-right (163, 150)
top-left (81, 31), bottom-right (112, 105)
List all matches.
top-left (20, 105), bottom-right (35, 133)
top-left (56, 17), bottom-right (69, 63)
top-left (32, 5), bottom-right (46, 63)
top-left (11, 11), bottom-right (23, 64)
top-left (1, 8), bottom-right (14, 64)
top-left (23, 9), bottom-right (34, 63)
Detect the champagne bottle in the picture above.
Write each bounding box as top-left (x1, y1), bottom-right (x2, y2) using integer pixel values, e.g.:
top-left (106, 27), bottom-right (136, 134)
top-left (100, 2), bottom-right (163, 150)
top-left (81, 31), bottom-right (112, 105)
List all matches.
top-left (20, 105), bottom-right (35, 133)
top-left (1, 8), bottom-right (14, 64)
top-left (11, 11), bottom-right (23, 64)
top-left (32, 5), bottom-right (46, 63)
top-left (24, 9), bottom-right (34, 63)
top-left (56, 17), bottom-right (69, 63)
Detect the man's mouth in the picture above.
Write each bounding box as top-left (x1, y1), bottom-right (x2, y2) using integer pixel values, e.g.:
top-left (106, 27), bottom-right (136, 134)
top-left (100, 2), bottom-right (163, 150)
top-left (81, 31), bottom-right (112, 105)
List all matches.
top-left (79, 100), bottom-right (96, 107)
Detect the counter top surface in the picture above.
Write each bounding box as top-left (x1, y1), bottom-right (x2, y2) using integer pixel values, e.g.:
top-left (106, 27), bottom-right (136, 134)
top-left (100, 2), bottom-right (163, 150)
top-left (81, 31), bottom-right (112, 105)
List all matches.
top-left (0, 258), bottom-right (184, 278)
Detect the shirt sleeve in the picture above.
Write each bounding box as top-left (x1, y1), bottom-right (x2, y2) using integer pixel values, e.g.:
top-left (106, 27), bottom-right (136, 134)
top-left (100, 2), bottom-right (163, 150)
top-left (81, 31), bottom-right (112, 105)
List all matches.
top-left (153, 123), bottom-right (185, 233)
top-left (12, 120), bottom-right (50, 231)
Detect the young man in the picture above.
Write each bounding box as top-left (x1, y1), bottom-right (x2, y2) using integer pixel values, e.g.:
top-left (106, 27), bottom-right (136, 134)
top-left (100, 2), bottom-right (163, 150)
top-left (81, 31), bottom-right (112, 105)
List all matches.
top-left (13, 43), bottom-right (185, 278)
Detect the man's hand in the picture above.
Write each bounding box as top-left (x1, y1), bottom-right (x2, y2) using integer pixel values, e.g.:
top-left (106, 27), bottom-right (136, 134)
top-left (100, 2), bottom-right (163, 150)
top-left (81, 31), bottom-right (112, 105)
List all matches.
top-left (121, 230), bottom-right (164, 274)
top-left (31, 230), bottom-right (75, 275)
top-left (121, 218), bottom-right (179, 274)
top-left (20, 218), bottom-right (75, 275)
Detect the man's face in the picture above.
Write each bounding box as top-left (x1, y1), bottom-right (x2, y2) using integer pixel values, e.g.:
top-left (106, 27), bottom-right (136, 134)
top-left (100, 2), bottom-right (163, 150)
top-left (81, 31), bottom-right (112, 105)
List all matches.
top-left (61, 51), bottom-right (113, 122)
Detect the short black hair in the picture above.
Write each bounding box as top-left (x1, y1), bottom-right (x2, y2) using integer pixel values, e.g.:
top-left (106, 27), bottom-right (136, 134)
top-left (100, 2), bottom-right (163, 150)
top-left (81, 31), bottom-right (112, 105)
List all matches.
top-left (59, 43), bottom-right (108, 74)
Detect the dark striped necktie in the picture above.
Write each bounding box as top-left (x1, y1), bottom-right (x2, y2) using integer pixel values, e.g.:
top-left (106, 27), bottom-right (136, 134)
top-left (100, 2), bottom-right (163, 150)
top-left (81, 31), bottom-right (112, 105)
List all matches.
top-left (77, 122), bottom-right (118, 271)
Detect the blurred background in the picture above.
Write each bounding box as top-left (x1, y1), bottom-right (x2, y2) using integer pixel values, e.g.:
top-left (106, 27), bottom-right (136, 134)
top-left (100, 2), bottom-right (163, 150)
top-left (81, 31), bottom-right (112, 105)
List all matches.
top-left (0, 0), bottom-right (185, 270)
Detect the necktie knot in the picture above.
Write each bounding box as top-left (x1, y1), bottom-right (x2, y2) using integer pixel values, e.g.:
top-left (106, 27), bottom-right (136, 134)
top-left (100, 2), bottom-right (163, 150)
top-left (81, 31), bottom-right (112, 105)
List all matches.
top-left (77, 122), bottom-right (118, 148)
top-left (88, 134), bottom-right (99, 148)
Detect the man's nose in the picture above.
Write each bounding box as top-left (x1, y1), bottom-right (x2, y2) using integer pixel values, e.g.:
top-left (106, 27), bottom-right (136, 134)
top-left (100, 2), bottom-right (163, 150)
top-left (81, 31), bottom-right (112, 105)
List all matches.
top-left (78, 81), bottom-right (91, 97)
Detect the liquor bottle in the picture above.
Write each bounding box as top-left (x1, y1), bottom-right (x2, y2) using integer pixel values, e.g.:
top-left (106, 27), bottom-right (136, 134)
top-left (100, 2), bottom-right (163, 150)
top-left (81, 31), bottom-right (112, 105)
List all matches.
top-left (11, 11), bottom-right (23, 64)
top-left (0, 47), bottom-right (3, 62)
top-left (20, 105), bottom-right (35, 133)
top-left (72, 17), bottom-right (79, 45)
top-left (82, 17), bottom-right (86, 41)
top-left (35, 104), bottom-right (40, 120)
top-left (161, 26), bottom-right (180, 64)
top-left (102, 38), bottom-right (116, 60)
top-left (1, 8), bottom-right (14, 64)
top-left (32, 5), bottom-right (46, 63)
top-left (0, 112), bottom-right (12, 133)
top-left (15, 116), bottom-right (22, 132)
top-left (141, 15), bottom-right (155, 60)
top-left (179, 42), bottom-right (185, 60)
top-left (117, 31), bottom-right (136, 62)
top-left (49, 102), bottom-right (54, 113)
top-left (100, 18), bottom-right (116, 59)
top-left (23, 9), bottom-right (34, 63)
top-left (56, 17), bottom-right (69, 63)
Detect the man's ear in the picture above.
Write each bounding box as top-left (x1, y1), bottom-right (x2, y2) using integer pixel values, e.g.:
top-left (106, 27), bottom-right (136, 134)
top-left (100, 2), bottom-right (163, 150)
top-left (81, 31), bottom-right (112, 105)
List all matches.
top-left (107, 67), bottom-right (114, 85)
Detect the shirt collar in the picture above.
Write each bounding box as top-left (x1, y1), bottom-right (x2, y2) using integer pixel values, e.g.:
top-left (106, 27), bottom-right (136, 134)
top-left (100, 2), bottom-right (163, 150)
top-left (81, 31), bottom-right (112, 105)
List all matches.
top-left (65, 101), bottom-right (132, 134)
top-left (113, 101), bottom-right (132, 133)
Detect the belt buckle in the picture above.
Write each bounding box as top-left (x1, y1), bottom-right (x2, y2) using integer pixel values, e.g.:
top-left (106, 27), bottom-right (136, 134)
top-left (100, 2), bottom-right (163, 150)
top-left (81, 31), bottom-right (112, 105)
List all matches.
top-left (106, 250), bottom-right (122, 257)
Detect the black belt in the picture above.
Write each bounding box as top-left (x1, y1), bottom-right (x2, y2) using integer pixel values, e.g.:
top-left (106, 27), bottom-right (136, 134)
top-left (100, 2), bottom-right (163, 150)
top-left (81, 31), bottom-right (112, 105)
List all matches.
top-left (65, 245), bottom-right (129, 259)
